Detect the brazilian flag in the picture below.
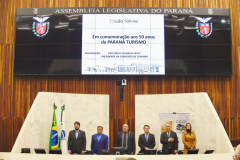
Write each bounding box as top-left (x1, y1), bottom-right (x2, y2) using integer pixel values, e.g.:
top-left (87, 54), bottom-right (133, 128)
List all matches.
top-left (49, 104), bottom-right (59, 151)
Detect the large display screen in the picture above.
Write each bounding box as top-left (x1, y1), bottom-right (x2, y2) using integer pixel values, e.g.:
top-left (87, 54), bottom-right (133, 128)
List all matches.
top-left (14, 8), bottom-right (232, 75)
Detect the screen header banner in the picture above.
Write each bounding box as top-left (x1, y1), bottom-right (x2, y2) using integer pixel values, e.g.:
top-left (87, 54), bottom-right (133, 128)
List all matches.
top-left (17, 7), bottom-right (230, 16)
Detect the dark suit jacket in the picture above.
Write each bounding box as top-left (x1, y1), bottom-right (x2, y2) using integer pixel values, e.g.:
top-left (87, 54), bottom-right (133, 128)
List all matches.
top-left (160, 131), bottom-right (178, 154)
top-left (91, 133), bottom-right (108, 154)
top-left (68, 130), bottom-right (86, 154)
top-left (138, 133), bottom-right (156, 153)
top-left (115, 131), bottom-right (136, 154)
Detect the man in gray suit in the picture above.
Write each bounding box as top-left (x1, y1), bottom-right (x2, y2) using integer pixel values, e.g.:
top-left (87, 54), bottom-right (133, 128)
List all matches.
top-left (160, 123), bottom-right (178, 154)
top-left (68, 121), bottom-right (86, 154)
top-left (115, 124), bottom-right (136, 155)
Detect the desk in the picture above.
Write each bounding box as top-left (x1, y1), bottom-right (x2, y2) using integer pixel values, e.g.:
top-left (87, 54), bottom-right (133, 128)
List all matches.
top-left (0, 152), bottom-right (234, 160)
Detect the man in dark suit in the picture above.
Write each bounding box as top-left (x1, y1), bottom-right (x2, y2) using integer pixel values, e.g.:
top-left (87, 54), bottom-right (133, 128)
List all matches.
top-left (115, 124), bottom-right (136, 155)
top-left (160, 123), bottom-right (178, 154)
top-left (91, 126), bottom-right (108, 154)
top-left (138, 125), bottom-right (156, 153)
top-left (68, 121), bottom-right (86, 154)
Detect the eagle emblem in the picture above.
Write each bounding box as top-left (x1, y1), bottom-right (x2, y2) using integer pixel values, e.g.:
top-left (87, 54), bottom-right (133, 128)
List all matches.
top-left (32, 17), bottom-right (50, 38)
top-left (195, 17), bottom-right (212, 38)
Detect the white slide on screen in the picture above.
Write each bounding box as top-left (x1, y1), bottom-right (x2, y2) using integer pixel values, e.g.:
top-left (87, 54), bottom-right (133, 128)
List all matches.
top-left (82, 14), bottom-right (165, 75)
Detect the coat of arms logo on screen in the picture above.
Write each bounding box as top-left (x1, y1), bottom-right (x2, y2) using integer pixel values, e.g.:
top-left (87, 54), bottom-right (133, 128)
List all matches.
top-left (208, 9), bottom-right (213, 15)
top-left (32, 17), bottom-right (49, 38)
top-left (33, 8), bottom-right (38, 14)
top-left (195, 17), bottom-right (212, 38)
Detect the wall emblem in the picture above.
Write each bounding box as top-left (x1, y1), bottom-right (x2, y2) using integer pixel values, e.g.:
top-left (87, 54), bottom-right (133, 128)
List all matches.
top-left (196, 17), bottom-right (212, 38)
top-left (32, 17), bottom-right (49, 38)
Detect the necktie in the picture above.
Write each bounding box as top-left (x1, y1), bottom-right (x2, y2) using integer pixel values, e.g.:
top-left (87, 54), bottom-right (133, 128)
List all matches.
top-left (123, 132), bottom-right (126, 148)
top-left (168, 132), bottom-right (170, 138)
top-left (146, 134), bottom-right (148, 142)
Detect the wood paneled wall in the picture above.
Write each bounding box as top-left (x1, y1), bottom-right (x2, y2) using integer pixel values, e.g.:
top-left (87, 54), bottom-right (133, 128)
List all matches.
top-left (0, 0), bottom-right (239, 152)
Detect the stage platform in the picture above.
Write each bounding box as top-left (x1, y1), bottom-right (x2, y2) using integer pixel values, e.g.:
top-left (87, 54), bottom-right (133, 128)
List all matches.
top-left (0, 152), bottom-right (234, 160)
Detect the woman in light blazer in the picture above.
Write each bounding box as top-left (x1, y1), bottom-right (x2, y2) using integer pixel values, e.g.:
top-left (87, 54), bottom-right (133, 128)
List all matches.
top-left (182, 123), bottom-right (197, 154)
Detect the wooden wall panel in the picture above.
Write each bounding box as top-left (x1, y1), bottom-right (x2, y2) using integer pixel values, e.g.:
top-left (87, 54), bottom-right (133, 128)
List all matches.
top-left (0, 117), bottom-right (3, 151)
top-left (0, 0), bottom-right (240, 152)
top-left (2, 117), bottom-right (13, 152)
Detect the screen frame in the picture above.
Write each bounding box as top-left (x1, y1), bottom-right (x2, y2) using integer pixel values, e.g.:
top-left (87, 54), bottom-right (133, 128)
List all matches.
top-left (14, 7), bottom-right (232, 76)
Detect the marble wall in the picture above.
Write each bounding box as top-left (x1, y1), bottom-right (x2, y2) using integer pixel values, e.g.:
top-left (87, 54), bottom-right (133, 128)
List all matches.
top-left (11, 92), bottom-right (109, 153)
top-left (135, 92), bottom-right (234, 154)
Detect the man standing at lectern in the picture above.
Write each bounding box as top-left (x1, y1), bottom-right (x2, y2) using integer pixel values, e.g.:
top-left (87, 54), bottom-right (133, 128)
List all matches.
top-left (68, 121), bottom-right (86, 154)
top-left (115, 124), bottom-right (136, 155)
top-left (160, 123), bottom-right (178, 154)
top-left (138, 125), bottom-right (156, 153)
